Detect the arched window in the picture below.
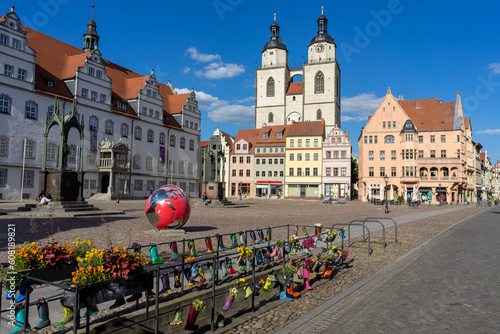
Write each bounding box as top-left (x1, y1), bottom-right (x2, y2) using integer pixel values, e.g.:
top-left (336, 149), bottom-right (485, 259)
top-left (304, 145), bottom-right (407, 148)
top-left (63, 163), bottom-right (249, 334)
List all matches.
top-left (133, 154), bottom-right (141, 169)
top-left (384, 135), bottom-right (395, 143)
top-left (25, 101), bottom-right (38, 119)
top-left (105, 120), bottom-right (114, 135)
top-left (89, 116), bottom-right (98, 131)
top-left (268, 112), bottom-right (274, 123)
top-left (146, 156), bottom-right (153, 171)
top-left (316, 109), bottom-right (322, 120)
top-left (170, 134), bottom-right (176, 147)
top-left (147, 129), bottom-right (154, 142)
top-left (0, 94), bottom-right (12, 114)
top-left (189, 139), bottom-right (194, 151)
top-left (47, 142), bottom-right (58, 161)
top-left (180, 137), bottom-right (186, 149)
top-left (314, 71), bottom-right (324, 94)
top-left (159, 132), bottom-right (165, 145)
top-left (121, 123), bottom-right (129, 137)
top-left (134, 126), bottom-right (142, 140)
top-left (266, 77), bottom-right (275, 97)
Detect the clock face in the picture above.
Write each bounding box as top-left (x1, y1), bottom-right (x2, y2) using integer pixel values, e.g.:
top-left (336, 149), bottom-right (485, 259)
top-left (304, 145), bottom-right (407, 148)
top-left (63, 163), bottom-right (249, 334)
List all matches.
top-left (315, 44), bottom-right (324, 53)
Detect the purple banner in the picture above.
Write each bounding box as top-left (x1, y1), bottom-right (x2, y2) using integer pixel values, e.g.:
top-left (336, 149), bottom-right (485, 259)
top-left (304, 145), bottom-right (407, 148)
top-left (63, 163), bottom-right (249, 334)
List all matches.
top-left (160, 146), bottom-right (165, 163)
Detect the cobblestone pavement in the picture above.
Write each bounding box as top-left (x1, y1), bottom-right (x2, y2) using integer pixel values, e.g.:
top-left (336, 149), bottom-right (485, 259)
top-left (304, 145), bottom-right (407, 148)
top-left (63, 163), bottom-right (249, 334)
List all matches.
top-left (0, 199), bottom-right (487, 333)
top-left (273, 207), bottom-right (500, 334)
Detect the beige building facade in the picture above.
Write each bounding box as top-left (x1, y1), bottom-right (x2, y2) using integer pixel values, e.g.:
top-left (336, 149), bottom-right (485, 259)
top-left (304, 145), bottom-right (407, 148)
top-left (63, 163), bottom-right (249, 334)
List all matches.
top-left (359, 89), bottom-right (468, 204)
top-left (322, 127), bottom-right (351, 199)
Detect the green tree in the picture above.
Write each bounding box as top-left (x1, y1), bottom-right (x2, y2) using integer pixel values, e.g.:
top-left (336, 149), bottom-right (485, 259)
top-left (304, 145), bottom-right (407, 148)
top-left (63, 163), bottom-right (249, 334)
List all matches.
top-left (351, 158), bottom-right (359, 185)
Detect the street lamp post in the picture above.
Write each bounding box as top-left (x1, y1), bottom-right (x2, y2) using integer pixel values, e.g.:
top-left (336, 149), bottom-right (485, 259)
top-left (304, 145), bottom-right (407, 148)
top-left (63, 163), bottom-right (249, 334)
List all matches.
top-left (116, 173), bottom-right (121, 204)
top-left (384, 175), bottom-right (389, 213)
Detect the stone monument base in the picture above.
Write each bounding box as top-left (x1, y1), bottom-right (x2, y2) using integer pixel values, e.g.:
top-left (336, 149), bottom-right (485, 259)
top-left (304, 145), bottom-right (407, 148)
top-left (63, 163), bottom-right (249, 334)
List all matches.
top-left (202, 182), bottom-right (225, 200)
top-left (39, 170), bottom-right (85, 202)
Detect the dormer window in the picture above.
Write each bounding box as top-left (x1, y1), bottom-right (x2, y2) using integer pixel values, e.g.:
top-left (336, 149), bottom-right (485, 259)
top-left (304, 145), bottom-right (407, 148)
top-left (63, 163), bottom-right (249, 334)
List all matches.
top-left (88, 67), bottom-right (95, 76)
top-left (152, 91), bottom-right (157, 98)
top-left (146, 89), bottom-right (152, 97)
top-left (263, 131), bottom-right (269, 139)
top-left (277, 131), bottom-right (283, 139)
top-left (96, 70), bottom-right (102, 79)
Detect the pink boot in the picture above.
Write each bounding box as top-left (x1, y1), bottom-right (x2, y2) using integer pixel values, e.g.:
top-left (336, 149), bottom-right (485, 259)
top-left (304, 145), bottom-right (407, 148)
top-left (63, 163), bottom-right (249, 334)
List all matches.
top-left (303, 268), bottom-right (313, 290)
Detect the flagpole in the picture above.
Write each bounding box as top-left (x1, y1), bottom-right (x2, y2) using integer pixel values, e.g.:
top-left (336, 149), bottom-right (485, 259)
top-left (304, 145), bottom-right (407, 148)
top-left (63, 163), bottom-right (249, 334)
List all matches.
top-left (20, 138), bottom-right (27, 203)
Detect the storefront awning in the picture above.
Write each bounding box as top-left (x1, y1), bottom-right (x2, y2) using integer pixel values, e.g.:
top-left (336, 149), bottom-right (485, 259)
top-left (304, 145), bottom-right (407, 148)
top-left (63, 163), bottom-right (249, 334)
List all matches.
top-left (256, 181), bottom-right (282, 184)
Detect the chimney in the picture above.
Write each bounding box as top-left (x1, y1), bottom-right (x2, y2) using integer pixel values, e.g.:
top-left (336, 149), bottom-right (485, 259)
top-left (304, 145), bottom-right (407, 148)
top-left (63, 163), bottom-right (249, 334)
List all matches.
top-left (415, 99), bottom-right (421, 109)
top-left (345, 130), bottom-right (349, 139)
top-left (368, 115), bottom-right (372, 120)
top-left (399, 95), bottom-right (403, 101)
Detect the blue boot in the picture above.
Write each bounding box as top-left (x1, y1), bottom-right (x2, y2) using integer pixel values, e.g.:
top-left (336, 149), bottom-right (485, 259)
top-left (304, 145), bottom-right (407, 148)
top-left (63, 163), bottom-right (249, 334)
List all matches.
top-left (9, 303), bottom-right (30, 333)
top-left (149, 244), bottom-right (164, 264)
top-left (279, 285), bottom-right (293, 301)
top-left (220, 260), bottom-right (229, 279)
top-left (15, 284), bottom-right (32, 303)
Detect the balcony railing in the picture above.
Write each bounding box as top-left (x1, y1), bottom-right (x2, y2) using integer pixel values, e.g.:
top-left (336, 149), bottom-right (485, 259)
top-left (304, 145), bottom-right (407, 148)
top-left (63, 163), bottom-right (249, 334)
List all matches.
top-left (99, 158), bottom-right (127, 169)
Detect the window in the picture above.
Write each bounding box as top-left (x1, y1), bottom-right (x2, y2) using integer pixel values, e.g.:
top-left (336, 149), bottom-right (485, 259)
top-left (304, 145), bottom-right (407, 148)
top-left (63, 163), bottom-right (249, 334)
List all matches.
top-left (457, 135), bottom-right (460, 142)
top-left (334, 151), bottom-right (339, 159)
top-left (277, 131), bottom-right (283, 139)
top-left (158, 132), bottom-right (165, 145)
top-left (23, 170), bottom-right (34, 188)
top-left (297, 168), bottom-right (302, 176)
top-left (430, 150), bottom-right (436, 158)
top-left (0, 136), bottom-right (9, 156)
top-left (388, 121), bottom-right (391, 128)
top-left (326, 151), bottom-right (331, 158)
top-left (237, 144), bottom-right (241, 150)
top-left (419, 135), bottom-right (423, 143)
top-left (100, 94), bottom-right (106, 103)
top-left (268, 158), bottom-right (272, 164)
top-left (268, 171), bottom-right (272, 177)
top-left (341, 167), bottom-right (346, 176)
top-left (88, 67), bottom-right (95, 76)
top-left (170, 135), bottom-right (176, 147)
top-left (314, 71), bottom-right (324, 94)
top-left (418, 150), bottom-right (424, 159)
top-left (18, 69), bottom-right (26, 80)
top-left (374, 136), bottom-right (378, 144)
top-left (289, 168), bottom-right (294, 176)
top-left (133, 154), bottom-right (141, 169)
top-left (316, 109), bottom-right (322, 120)
top-left (134, 180), bottom-right (143, 191)
top-left (90, 179), bottom-right (97, 189)
top-left (133, 126), bottom-right (141, 140)
top-left (243, 144), bottom-right (248, 150)
top-left (255, 171), bottom-right (259, 177)
top-left (67, 145), bottom-right (77, 163)
top-left (239, 170), bottom-right (243, 177)
top-left (179, 161), bottom-right (185, 174)
top-left (305, 153), bottom-right (310, 161)
top-left (441, 135), bottom-right (446, 143)
top-left (333, 168), bottom-right (339, 176)
top-left (96, 70), bottom-right (102, 79)
top-left (314, 153), bottom-right (319, 161)
top-left (149, 109), bottom-right (154, 117)
top-left (326, 168), bottom-right (331, 176)
top-left (430, 135), bottom-right (435, 143)
top-left (4, 64), bottom-right (13, 77)
top-left (457, 149), bottom-right (460, 158)
top-left (298, 139), bottom-right (302, 147)
top-left (0, 95), bottom-right (11, 114)
top-left (263, 131), bottom-right (269, 139)
top-left (146, 89), bottom-right (151, 97)
top-left (25, 101), bottom-right (37, 119)
top-left (189, 139), bottom-right (194, 150)
top-left (369, 136), bottom-right (372, 144)
top-left (239, 157), bottom-right (244, 164)
top-left (105, 120), bottom-right (113, 134)
top-left (155, 111), bottom-right (160, 119)
top-left (380, 167), bottom-right (385, 177)
top-left (0, 35), bottom-right (8, 45)
top-left (142, 107), bottom-right (147, 115)
top-left (267, 77), bottom-right (275, 97)
top-left (24, 139), bottom-right (36, 159)
top-left (246, 170), bottom-right (250, 177)
top-left (81, 88), bottom-right (88, 98)
top-left (297, 153), bottom-right (302, 161)
top-left (280, 171), bottom-right (284, 177)
top-left (393, 121), bottom-right (396, 128)
top-left (262, 158), bottom-right (266, 164)
top-left (391, 167), bottom-right (396, 177)
top-left (268, 112), bottom-right (274, 123)
top-left (383, 121), bottom-right (386, 128)
top-left (306, 139), bottom-right (310, 147)
top-left (290, 139), bottom-right (294, 147)
top-left (364, 136), bottom-right (367, 144)
top-left (369, 167), bottom-right (374, 177)
top-left (47, 106), bottom-right (54, 119)
top-left (247, 156), bottom-right (251, 163)
top-left (147, 129), bottom-right (154, 143)
top-left (391, 150), bottom-right (396, 160)
top-left (341, 151), bottom-right (346, 159)
top-left (314, 138), bottom-right (319, 147)
top-left (384, 135), bottom-right (394, 143)
top-left (441, 150), bottom-right (446, 158)
top-left (305, 168), bottom-right (310, 176)
top-left (232, 169), bottom-right (236, 177)
top-left (91, 91), bottom-right (97, 101)
top-left (180, 137), bottom-right (185, 148)
top-left (289, 153), bottom-right (294, 161)
top-left (380, 150), bottom-right (385, 160)
top-left (369, 151), bottom-right (374, 160)
top-left (121, 123), bottom-right (129, 137)
top-left (280, 158), bottom-right (284, 164)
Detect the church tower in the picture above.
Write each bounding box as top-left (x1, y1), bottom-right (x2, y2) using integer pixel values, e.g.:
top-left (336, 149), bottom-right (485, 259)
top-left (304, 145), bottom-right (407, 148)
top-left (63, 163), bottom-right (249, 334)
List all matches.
top-left (83, 4), bottom-right (99, 52)
top-left (255, 14), bottom-right (289, 129)
top-left (303, 7), bottom-right (341, 132)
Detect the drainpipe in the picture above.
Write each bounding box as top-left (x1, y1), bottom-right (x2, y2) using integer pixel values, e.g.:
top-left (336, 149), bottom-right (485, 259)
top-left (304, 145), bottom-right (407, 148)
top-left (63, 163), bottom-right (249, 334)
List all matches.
top-left (129, 117), bottom-right (135, 195)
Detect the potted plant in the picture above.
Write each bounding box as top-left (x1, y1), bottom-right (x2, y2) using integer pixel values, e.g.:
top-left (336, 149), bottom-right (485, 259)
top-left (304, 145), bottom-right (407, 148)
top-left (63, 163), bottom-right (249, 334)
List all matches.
top-left (185, 299), bottom-right (206, 331)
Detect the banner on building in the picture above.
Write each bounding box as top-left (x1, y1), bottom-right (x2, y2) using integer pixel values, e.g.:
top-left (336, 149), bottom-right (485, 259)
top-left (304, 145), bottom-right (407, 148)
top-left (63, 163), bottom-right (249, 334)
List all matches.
top-left (160, 146), bottom-right (165, 163)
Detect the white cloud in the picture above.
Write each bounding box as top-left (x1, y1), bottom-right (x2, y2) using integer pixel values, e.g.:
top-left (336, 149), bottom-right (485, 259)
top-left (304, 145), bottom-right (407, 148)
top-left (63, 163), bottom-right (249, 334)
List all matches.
top-left (487, 63), bottom-right (500, 74)
top-left (341, 93), bottom-right (383, 122)
top-left (194, 62), bottom-right (245, 79)
top-left (186, 47), bottom-right (221, 63)
top-left (183, 67), bottom-right (191, 73)
top-left (174, 88), bottom-right (254, 125)
top-left (476, 129), bottom-right (500, 135)
top-left (235, 96), bottom-right (254, 103)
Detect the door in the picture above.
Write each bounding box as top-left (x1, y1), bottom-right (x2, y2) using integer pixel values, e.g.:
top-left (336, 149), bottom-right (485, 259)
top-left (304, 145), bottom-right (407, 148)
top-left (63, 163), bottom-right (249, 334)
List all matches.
top-left (300, 186), bottom-right (306, 199)
top-left (101, 174), bottom-right (109, 193)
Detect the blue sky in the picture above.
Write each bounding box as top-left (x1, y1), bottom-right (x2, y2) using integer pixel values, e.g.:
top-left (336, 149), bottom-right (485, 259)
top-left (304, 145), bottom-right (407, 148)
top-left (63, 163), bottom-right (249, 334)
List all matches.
top-left (11, 0), bottom-right (500, 161)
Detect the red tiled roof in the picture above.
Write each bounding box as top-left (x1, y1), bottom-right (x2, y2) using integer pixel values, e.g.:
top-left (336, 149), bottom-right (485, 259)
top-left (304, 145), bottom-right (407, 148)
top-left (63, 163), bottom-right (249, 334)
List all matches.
top-left (20, 22), bottom-right (184, 129)
top-left (464, 117), bottom-right (471, 130)
top-left (200, 141), bottom-right (209, 148)
top-left (398, 98), bottom-right (455, 131)
top-left (287, 120), bottom-right (325, 137)
top-left (286, 82), bottom-right (303, 95)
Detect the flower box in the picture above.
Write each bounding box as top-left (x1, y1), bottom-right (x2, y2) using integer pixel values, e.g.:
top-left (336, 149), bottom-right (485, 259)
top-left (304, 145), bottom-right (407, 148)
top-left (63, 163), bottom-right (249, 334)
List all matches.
top-left (63, 271), bottom-right (153, 308)
top-left (19, 264), bottom-right (77, 283)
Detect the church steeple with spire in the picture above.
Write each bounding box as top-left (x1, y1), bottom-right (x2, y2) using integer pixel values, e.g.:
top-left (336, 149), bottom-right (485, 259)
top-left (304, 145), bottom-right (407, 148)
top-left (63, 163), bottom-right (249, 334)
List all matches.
top-left (83, 3), bottom-right (99, 52)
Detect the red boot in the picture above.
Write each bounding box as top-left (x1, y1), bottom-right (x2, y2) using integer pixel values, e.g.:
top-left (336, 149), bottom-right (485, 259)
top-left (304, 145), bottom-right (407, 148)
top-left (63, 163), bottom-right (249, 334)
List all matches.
top-left (185, 305), bottom-right (200, 331)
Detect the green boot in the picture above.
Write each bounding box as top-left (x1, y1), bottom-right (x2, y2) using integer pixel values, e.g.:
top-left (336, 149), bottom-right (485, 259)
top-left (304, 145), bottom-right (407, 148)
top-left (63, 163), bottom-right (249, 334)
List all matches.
top-left (169, 308), bottom-right (183, 325)
top-left (149, 244), bottom-right (164, 264)
top-left (57, 299), bottom-right (74, 326)
top-left (9, 303), bottom-right (30, 333)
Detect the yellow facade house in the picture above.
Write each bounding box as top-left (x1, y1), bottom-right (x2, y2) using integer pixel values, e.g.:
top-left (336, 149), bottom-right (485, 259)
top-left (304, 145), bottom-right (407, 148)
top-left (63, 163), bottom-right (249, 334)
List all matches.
top-left (285, 120), bottom-right (325, 199)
